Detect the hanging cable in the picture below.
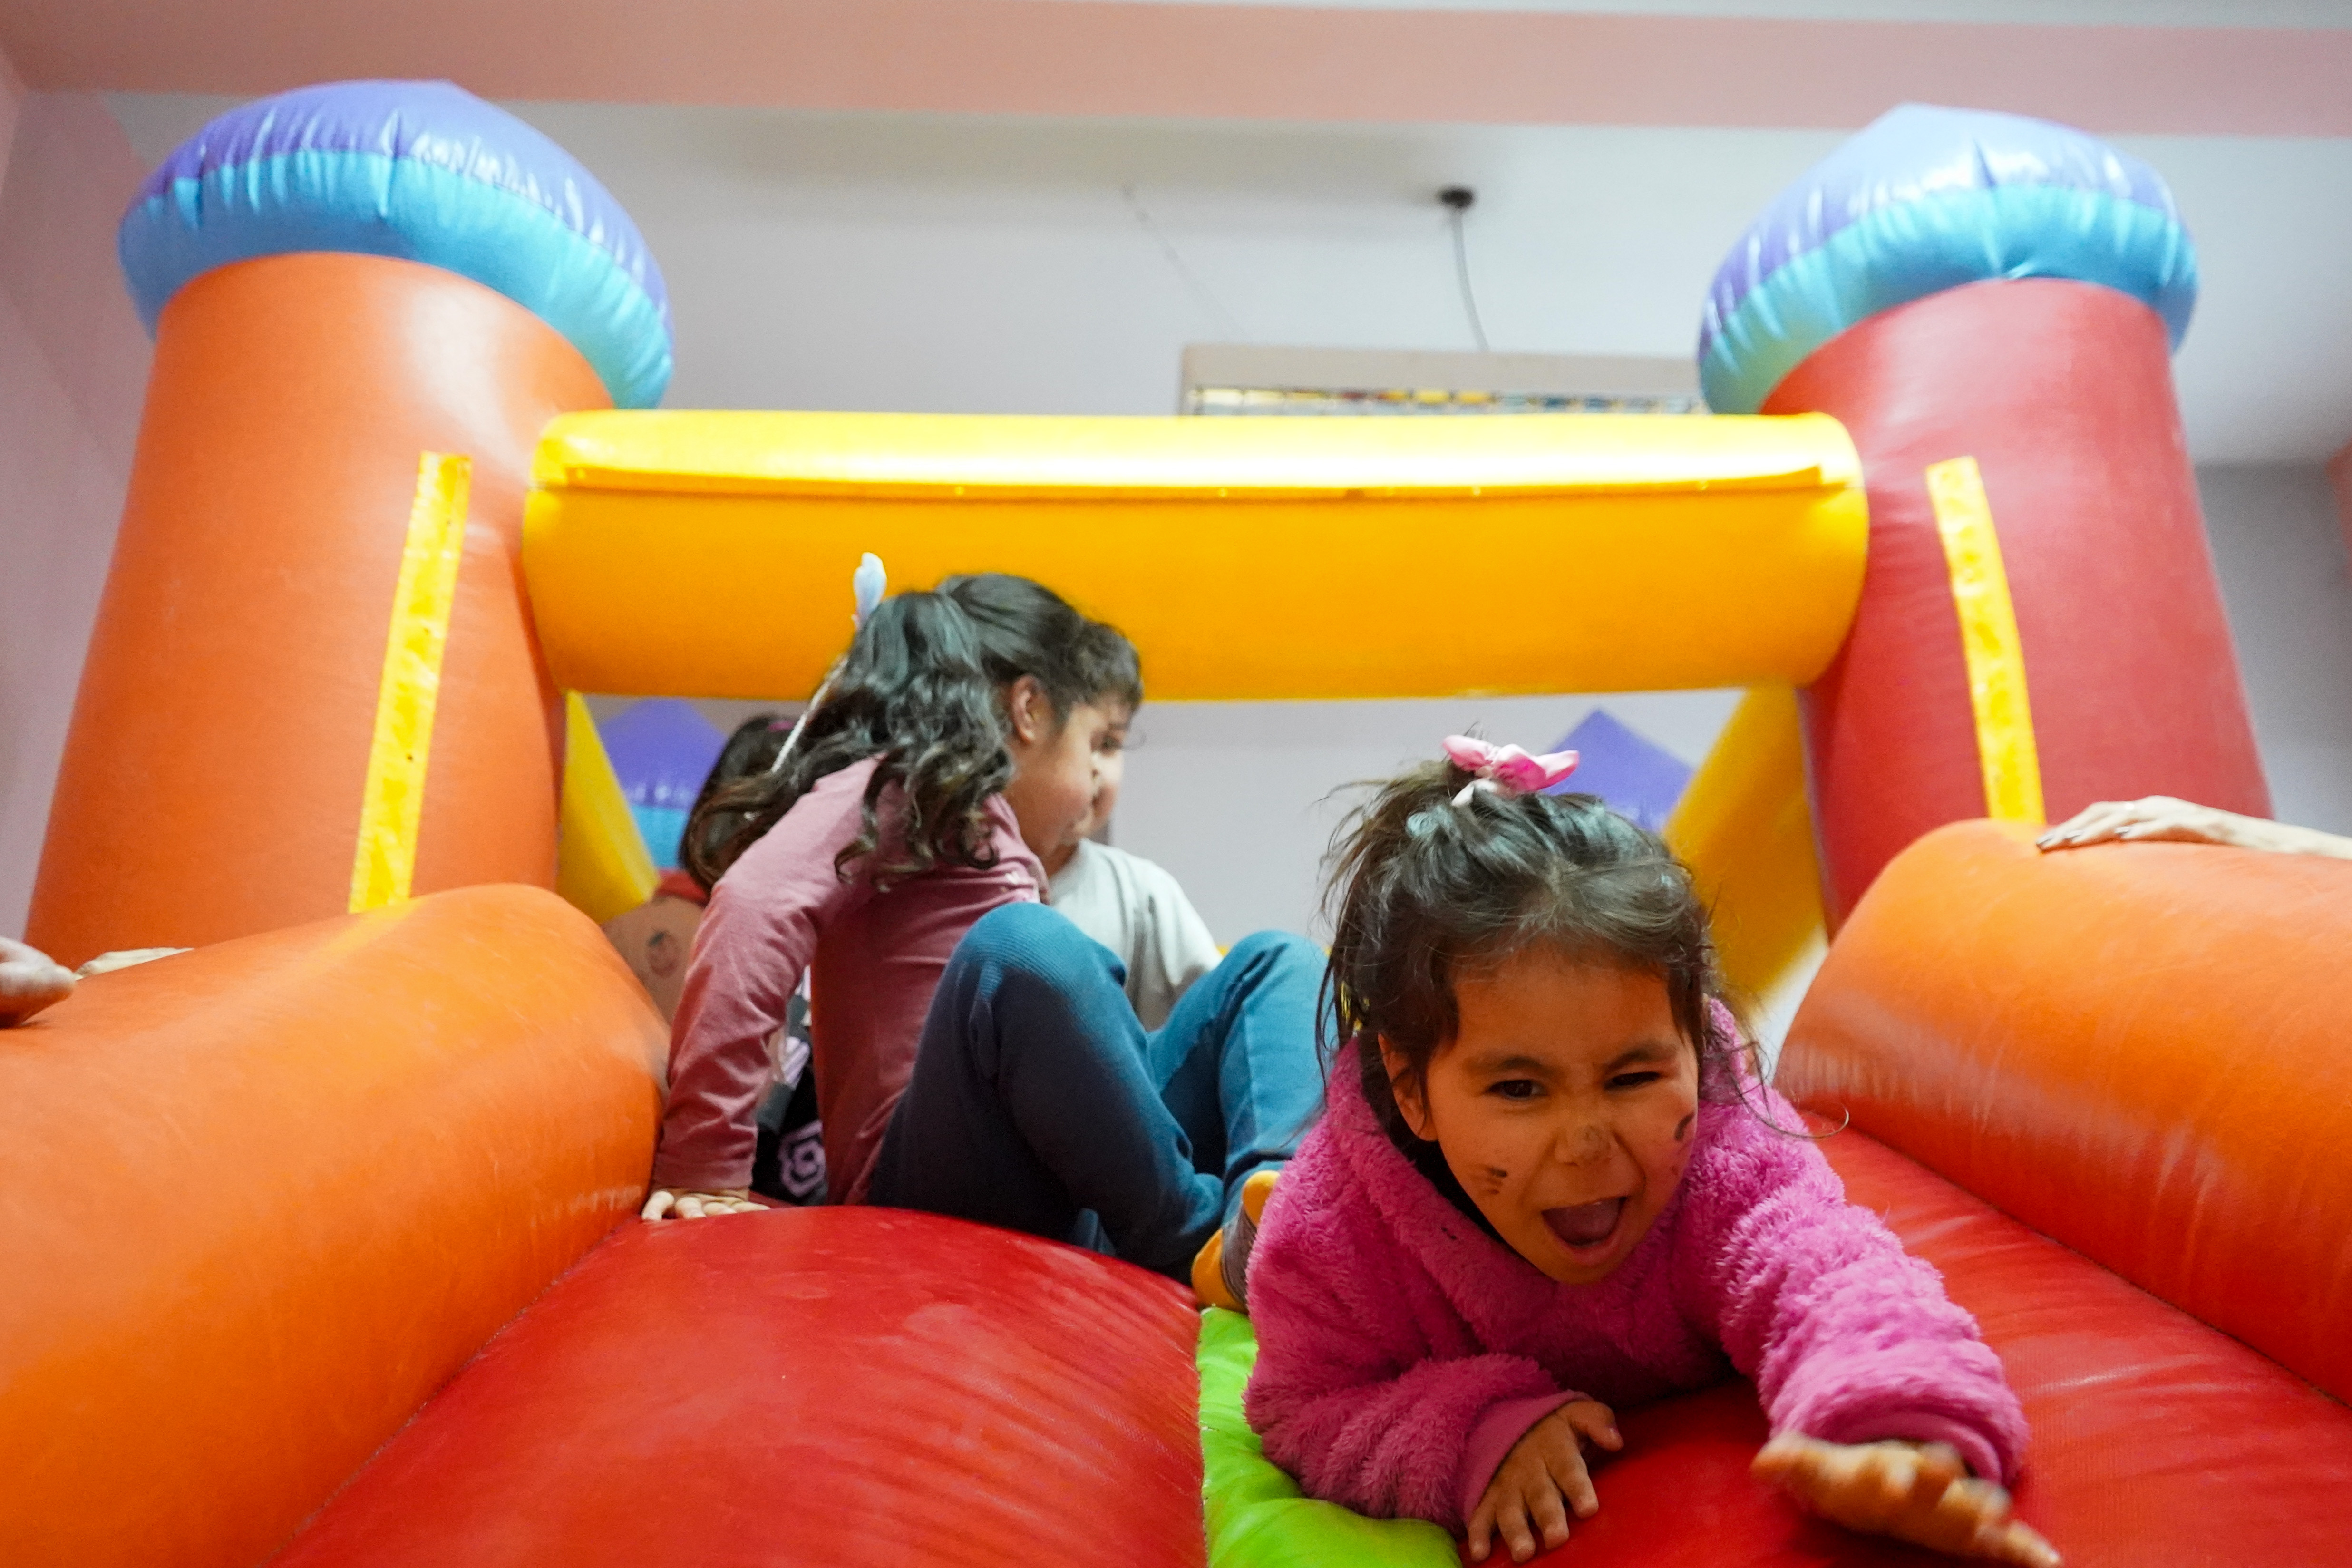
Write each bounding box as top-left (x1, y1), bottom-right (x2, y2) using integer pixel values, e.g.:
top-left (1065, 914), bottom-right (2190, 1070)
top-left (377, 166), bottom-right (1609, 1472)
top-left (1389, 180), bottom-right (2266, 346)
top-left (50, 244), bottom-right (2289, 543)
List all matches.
top-left (1123, 184), bottom-right (1244, 339)
top-left (1440, 185), bottom-right (1490, 354)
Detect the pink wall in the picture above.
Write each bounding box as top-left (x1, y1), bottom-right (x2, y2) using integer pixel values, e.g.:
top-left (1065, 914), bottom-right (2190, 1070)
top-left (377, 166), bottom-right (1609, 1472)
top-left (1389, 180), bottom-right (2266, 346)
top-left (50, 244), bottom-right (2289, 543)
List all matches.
top-left (10, 1), bottom-right (2352, 137)
top-left (0, 40), bottom-right (151, 935)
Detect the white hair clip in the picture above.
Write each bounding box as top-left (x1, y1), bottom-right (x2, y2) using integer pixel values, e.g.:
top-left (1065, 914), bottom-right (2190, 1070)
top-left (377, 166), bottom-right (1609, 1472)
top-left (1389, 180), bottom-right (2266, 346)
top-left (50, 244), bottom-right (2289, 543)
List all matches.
top-left (772, 553), bottom-right (886, 773)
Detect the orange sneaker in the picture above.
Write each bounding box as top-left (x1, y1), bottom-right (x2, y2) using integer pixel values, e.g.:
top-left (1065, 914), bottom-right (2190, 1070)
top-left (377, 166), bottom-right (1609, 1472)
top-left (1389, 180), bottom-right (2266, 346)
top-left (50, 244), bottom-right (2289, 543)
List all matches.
top-left (1191, 1168), bottom-right (1281, 1312)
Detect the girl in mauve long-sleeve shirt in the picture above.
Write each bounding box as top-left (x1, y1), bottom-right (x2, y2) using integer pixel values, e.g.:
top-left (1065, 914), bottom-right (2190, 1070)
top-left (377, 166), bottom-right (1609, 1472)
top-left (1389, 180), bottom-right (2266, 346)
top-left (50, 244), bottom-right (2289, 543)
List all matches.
top-left (641, 573), bottom-right (1323, 1292)
top-left (1243, 739), bottom-right (2057, 1568)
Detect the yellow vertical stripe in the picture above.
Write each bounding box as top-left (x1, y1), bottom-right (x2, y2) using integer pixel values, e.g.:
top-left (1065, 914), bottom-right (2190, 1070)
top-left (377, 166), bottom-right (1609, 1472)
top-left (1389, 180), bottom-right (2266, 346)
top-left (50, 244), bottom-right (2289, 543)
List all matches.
top-left (350, 453), bottom-right (472, 912)
top-left (1925, 456), bottom-right (2045, 825)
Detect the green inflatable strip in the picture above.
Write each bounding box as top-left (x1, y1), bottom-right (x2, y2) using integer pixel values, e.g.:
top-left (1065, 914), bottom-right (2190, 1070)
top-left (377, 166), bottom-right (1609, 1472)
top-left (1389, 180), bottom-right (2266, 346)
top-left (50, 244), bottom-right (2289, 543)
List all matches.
top-left (1198, 1308), bottom-right (1458, 1567)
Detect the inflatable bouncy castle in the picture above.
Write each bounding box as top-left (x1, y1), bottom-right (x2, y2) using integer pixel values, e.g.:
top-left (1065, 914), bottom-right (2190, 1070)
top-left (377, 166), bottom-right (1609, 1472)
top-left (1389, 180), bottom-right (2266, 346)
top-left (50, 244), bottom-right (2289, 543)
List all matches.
top-left (3, 83), bottom-right (2348, 1568)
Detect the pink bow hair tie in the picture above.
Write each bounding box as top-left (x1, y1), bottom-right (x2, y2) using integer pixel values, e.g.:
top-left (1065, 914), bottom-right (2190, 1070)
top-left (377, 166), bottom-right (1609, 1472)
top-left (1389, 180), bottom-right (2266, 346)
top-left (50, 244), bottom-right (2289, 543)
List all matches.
top-left (1442, 735), bottom-right (1579, 805)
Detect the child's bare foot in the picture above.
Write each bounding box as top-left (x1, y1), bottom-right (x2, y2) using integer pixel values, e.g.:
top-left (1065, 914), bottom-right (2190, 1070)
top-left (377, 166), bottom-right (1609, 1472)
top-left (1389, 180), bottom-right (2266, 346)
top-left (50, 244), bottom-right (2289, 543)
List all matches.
top-left (1754, 1434), bottom-right (2059, 1567)
top-left (0, 937), bottom-right (77, 1027)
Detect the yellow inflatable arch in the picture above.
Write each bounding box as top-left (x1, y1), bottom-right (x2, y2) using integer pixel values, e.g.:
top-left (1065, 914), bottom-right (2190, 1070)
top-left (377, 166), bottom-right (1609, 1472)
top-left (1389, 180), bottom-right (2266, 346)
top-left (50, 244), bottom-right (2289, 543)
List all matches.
top-left (529, 409), bottom-right (1862, 999)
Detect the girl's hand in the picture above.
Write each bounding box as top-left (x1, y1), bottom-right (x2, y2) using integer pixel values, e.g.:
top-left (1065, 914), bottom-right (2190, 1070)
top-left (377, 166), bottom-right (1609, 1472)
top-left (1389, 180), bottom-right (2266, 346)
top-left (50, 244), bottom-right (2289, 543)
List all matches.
top-left (640, 1187), bottom-right (762, 1220)
top-left (1467, 1400), bottom-right (1623, 1564)
top-left (1753, 1436), bottom-right (2059, 1568)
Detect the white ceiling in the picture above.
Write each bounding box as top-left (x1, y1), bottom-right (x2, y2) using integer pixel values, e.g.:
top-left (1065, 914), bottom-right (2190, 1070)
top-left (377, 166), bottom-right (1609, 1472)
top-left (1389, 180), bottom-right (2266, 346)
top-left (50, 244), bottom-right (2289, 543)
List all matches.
top-left (107, 91), bottom-right (2352, 463)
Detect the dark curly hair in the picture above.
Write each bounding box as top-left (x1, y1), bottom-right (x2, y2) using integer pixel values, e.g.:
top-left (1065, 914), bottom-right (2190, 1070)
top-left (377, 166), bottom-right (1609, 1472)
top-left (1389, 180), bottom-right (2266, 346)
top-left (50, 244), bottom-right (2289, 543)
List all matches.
top-left (681, 574), bottom-right (1140, 891)
top-left (678, 712), bottom-right (792, 887)
top-left (1321, 757), bottom-right (1753, 1148)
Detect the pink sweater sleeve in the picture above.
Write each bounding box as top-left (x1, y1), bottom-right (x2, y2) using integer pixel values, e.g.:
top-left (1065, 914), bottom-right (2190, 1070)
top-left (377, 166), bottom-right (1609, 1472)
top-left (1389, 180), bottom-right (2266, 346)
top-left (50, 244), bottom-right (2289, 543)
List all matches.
top-left (1674, 1094), bottom-right (2029, 1484)
top-left (649, 778), bottom-right (859, 1192)
top-left (1244, 1178), bottom-right (1571, 1531)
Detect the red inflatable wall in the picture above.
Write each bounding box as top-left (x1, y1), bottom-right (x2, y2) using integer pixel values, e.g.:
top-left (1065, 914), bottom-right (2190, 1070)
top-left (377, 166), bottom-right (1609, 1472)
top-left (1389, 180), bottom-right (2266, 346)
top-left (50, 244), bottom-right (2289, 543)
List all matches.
top-left (264, 1209), bottom-right (1206, 1568)
top-left (1767, 279), bottom-right (2270, 923)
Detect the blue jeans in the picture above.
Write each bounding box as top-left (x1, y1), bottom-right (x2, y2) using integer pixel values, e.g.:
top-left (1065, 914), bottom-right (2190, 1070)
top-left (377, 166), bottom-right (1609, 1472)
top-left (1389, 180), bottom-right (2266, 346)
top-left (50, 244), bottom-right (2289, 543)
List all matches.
top-left (865, 903), bottom-right (1326, 1278)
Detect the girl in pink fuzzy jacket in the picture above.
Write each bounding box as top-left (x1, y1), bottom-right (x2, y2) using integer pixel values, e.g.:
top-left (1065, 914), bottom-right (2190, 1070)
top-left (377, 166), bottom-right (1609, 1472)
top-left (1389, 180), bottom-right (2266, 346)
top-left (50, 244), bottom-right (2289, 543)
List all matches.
top-left (1242, 739), bottom-right (2057, 1568)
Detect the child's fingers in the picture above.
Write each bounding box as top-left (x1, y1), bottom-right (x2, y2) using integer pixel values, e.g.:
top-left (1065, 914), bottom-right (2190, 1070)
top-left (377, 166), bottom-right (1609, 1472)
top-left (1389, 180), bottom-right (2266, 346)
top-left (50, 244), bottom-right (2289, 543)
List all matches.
top-left (1843, 1445), bottom-right (1921, 1531)
top-left (1526, 1477), bottom-right (1573, 1551)
top-left (1897, 1459), bottom-right (1991, 1551)
top-left (1750, 1432), bottom-right (1810, 1483)
top-left (1901, 1444), bottom-right (1968, 1532)
top-left (1757, 1437), bottom-right (1908, 1532)
top-left (1544, 1449), bottom-right (1599, 1520)
top-left (663, 1188), bottom-right (761, 1219)
top-left (1753, 1433), bottom-right (1860, 1509)
top-left (1979, 1517), bottom-right (2063, 1568)
top-left (640, 1189), bottom-right (677, 1220)
top-left (1495, 1494), bottom-right (1537, 1564)
top-left (1465, 1496), bottom-right (1497, 1562)
top-left (1558, 1400), bottom-right (1623, 1453)
top-left (1757, 1438), bottom-right (2060, 1568)
top-left (1913, 1477), bottom-right (2062, 1568)
top-left (1910, 1443), bottom-right (1965, 1490)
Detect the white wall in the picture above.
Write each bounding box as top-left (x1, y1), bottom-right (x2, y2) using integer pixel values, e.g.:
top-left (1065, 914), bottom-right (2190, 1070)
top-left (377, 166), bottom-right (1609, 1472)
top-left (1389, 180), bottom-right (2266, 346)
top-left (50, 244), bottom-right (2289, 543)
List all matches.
top-left (2197, 464), bottom-right (2352, 834)
top-left (1111, 691), bottom-right (1740, 944)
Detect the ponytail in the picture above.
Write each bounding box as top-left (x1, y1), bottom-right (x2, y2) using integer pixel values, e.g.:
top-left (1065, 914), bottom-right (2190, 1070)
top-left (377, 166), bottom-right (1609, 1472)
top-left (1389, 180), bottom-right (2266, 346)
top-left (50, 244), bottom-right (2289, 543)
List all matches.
top-left (681, 574), bottom-right (1139, 891)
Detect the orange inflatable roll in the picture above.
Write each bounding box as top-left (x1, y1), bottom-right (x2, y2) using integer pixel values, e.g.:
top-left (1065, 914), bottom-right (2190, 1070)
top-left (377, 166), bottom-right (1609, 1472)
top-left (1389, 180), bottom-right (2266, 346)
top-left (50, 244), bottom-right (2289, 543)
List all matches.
top-left (25, 253), bottom-right (610, 965)
top-left (1778, 820), bottom-right (2352, 1403)
top-left (0, 885), bottom-right (665, 1568)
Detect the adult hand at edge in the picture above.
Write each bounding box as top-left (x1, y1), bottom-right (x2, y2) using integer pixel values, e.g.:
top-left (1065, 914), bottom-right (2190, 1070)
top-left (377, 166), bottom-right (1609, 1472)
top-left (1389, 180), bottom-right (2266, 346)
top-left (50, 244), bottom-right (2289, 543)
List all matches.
top-left (2038, 796), bottom-right (2352, 859)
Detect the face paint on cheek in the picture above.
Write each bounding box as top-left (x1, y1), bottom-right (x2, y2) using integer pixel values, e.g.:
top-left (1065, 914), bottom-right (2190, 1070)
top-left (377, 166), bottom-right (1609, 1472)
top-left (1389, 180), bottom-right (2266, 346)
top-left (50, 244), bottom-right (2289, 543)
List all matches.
top-left (1476, 1165), bottom-right (1510, 1195)
top-left (1674, 1113), bottom-right (1694, 1143)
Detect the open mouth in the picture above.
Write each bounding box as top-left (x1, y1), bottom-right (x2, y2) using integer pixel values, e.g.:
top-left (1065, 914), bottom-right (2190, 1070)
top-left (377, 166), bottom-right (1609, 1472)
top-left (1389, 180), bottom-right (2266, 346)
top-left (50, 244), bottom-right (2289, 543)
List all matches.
top-left (1542, 1197), bottom-right (1628, 1257)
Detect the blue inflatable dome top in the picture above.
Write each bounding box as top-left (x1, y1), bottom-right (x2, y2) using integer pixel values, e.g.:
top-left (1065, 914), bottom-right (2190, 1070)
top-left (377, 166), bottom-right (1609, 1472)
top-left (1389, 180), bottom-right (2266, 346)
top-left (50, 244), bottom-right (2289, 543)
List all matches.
top-left (119, 79), bottom-right (672, 409)
top-left (1698, 103), bottom-right (2197, 416)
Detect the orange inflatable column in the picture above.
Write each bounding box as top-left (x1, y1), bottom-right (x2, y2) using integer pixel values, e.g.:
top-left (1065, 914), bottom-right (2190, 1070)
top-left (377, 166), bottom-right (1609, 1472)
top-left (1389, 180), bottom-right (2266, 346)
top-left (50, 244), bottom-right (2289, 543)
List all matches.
top-left (27, 81), bottom-right (672, 963)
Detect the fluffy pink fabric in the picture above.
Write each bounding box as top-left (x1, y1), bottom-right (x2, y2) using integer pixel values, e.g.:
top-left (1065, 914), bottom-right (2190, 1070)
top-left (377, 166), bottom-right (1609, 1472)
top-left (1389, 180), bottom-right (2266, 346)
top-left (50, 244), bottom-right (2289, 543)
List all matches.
top-left (1243, 1015), bottom-right (2026, 1532)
